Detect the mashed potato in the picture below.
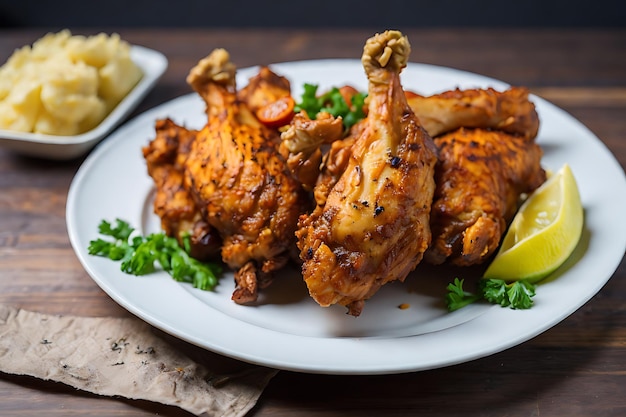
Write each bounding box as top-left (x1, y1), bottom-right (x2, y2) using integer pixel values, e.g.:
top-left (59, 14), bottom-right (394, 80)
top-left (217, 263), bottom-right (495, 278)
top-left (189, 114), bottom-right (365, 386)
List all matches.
top-left (0, 30), bottom-right (143, 136)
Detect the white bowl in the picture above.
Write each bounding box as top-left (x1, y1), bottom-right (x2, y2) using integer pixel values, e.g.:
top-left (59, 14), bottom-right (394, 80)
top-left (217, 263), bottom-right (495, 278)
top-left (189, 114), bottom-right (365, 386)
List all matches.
top-left (0, 44), bottom-right (168, 160)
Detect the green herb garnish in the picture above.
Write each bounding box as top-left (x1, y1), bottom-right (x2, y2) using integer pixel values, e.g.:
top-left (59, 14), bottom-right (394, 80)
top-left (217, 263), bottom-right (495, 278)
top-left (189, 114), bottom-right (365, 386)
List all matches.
top-left (445, 278), bottom-right (483, 311)
top-left (446, 277), bottom-right (536, 311)
top-left (88, 218), bottom-right (221, 290)
top-left (294, 83), bottom-right (367, 130)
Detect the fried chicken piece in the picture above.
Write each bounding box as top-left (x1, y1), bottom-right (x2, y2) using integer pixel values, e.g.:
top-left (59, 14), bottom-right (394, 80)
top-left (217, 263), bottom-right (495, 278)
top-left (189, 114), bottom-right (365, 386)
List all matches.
top-left (406, 87), bottom-right (540, 139)
top-left (296, 31), bottom-right (438, 316)
top-left (142, 118), bottom-right (221, 261)
top-left (424, 127), bottom-right (546, 266)
top-left (279, 111), bottom-right (345, 189)
top-left (283, 84), bottom-right (540, 198)
top-left (184, 49), bottom-right (309, 304)
top-left (237, 66), bottom-right (292, 113)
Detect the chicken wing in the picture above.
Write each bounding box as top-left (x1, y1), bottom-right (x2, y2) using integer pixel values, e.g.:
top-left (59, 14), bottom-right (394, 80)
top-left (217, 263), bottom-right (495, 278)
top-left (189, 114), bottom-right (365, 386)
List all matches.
top-left (406, 87), bottom-right (540, 140)
top-left (296, 31), bottom-right (438, 316)
top-left (424, 127), bottom-right (546, 266)
top-left (184, 49), bottom-right (310, 303)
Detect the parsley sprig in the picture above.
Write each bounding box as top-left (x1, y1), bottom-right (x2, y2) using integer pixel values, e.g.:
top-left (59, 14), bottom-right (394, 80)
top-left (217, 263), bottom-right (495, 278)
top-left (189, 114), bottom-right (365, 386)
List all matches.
top-left (88, 219), bottom-right (221, 290)
top-left (446, 277), bottom-right (536, 311)
top-left (294, 83), bottom-right (367, 130)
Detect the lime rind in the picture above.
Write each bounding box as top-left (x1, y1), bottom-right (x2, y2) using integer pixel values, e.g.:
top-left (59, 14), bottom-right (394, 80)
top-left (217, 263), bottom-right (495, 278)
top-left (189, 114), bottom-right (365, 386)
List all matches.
top-left (483, 164), bottom-right (583, 283)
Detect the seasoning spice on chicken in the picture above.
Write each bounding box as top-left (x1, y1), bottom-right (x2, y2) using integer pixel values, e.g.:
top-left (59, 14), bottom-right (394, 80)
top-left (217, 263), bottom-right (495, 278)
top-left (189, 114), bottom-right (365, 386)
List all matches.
top-left (141, 30), bottom-right (546, 317)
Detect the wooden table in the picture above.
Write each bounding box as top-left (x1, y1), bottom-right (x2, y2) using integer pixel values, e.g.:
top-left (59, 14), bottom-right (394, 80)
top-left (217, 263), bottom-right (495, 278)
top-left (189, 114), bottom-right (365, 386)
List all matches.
top-left (1, 28), bottom-right (625, 416)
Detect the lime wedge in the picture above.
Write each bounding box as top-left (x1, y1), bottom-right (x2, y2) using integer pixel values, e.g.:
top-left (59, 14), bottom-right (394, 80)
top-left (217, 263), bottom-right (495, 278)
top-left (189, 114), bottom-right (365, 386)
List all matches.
top-left (483, 163), bottom-right (583, 283)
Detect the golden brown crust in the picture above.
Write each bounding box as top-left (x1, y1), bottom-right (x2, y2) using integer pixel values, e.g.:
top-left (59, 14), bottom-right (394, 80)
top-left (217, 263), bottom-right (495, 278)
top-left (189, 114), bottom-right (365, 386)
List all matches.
top-left (407, 87), bottom-right (540, 139)
top-left (237, 66), bottom-right (292, 113)
top-left (425, 127), bottom-right (546, 266)
top-left (184, 49), bottom-right (309, 303)
top-left (279, 111), bottom-right (345, 189)
top-left (143, 32), bottom-right (548, 314)
top-left (142, 118), bottom-right (222, 261)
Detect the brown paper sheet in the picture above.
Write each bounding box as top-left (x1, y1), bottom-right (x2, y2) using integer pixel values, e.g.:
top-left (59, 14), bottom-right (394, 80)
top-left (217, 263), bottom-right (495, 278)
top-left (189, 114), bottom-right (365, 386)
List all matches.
top-left (0, 304), bottom-right (278, 416)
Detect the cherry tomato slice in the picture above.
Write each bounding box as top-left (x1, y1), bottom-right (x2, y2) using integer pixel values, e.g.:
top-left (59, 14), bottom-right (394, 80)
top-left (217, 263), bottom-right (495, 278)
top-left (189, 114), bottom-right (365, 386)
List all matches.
top-left (256, 96), bottom-right (295, 128)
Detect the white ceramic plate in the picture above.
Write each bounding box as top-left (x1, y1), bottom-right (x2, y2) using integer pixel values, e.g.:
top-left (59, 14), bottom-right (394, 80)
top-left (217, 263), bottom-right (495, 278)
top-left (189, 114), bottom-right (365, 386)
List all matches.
top-left (66, 59), bottom-right (626, 375)
top-left (0, 45), bottom-right (167, 160)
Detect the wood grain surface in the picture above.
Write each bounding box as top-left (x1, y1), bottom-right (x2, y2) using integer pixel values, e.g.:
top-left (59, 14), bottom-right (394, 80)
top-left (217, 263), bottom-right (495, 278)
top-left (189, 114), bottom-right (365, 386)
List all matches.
top-left (1, 28), bottom-right (625, 417)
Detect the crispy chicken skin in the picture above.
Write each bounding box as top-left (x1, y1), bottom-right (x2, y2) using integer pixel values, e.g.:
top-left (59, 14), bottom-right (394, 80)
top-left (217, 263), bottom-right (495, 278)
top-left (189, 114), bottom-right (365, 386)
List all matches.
top-left (425, 127), bottom-right (546, 266)
top-left (143, 33), bottom-right (547, 314)
top-left (279, 111), bottom-right (345, 189)
top-left (184, 49), bottom-right (310, 303)
top-left (237, 66), bottom-right (292, 113)
top-left (142, 118), bottom-right (221, 261)
top-left (407, 87), bottom-right (540, 140)
top-left (296, 31), bottom-right (438, 316)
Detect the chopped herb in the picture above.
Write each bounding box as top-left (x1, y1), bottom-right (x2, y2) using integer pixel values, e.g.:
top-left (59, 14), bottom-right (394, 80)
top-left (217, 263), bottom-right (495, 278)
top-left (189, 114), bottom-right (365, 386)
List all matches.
top-left (481, 278), bottom-right (536, 309)
top-left (294, 83), bottom-right (367, 130)
top-left (446, 278), bottom-right (482, 311)
top-left (446, 277), bottom-right (536, 311)
top-left (89, 218), bottom-right (222, 291)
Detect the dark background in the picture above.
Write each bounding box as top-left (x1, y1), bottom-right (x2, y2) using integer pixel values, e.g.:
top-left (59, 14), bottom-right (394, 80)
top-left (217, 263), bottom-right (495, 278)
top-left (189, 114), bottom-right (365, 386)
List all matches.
top-left (1, 0), bottom-right (625, 28)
